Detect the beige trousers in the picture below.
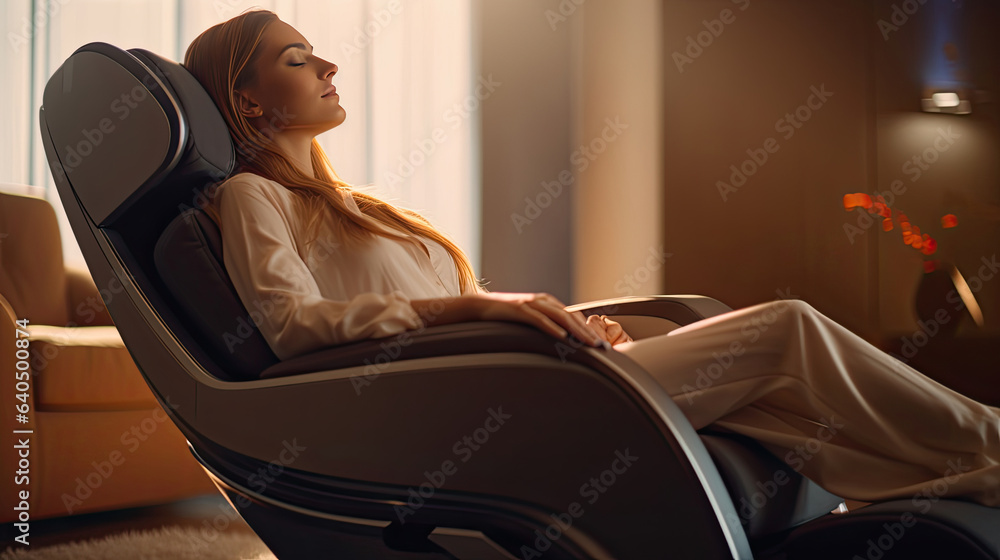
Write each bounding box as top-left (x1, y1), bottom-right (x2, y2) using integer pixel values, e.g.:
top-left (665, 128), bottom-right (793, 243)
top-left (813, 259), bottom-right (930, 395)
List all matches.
top-left (616, 298), bottom-right (1000, 507)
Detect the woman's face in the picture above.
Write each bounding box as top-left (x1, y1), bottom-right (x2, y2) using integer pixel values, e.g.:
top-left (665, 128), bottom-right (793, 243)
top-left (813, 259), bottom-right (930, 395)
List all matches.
top-left (236, 20), bottom-right (345, 135)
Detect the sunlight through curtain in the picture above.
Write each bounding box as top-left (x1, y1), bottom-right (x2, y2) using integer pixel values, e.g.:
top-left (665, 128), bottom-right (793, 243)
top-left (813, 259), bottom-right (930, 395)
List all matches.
top-left (1, 0), bottom-right (479, 271)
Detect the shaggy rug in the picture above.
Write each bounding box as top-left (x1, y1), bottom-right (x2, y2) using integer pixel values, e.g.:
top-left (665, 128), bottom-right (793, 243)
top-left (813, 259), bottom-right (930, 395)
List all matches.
top-left (0, 525), bottom-right (277, 560)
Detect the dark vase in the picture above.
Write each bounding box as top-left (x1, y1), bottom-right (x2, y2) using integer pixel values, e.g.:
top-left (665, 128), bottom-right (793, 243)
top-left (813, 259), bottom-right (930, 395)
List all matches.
top-left (913, 262), bottom-right (964, 339)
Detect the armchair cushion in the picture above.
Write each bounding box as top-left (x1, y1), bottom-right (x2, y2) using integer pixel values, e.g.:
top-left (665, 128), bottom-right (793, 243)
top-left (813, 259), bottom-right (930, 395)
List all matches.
top-left (27, 325), bottom-right (156, 411)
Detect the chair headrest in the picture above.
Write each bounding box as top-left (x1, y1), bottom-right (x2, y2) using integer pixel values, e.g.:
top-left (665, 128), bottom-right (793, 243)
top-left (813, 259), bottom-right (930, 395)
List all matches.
top-left (41, 42), bottom-right (279, 380)
top-left (41, 42), bottom-right (234, 227)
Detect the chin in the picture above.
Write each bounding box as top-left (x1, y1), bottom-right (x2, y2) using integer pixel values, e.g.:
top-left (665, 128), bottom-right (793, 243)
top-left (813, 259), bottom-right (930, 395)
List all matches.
top-left (324, 115), bottom-right (347, 131)
top-left (330, 111), bottom-right (348, 129)
top-left (305, 112), bottom-right (346, 135)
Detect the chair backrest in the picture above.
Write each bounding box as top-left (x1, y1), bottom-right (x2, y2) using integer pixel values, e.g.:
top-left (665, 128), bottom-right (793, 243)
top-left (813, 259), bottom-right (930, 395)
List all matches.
top-left (154, 206), bottom-right (280, 379)
top-left (39, 42), bottom-right (277, 380)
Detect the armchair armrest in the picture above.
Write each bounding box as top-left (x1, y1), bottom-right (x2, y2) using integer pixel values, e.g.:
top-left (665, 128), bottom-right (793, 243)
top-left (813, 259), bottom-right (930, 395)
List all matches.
top-left (25, 324), bottom-right (156, 410)
top-left (1, 292), bottom-right (36, 419)
top-left (65, 266), bottom-right (115, 327)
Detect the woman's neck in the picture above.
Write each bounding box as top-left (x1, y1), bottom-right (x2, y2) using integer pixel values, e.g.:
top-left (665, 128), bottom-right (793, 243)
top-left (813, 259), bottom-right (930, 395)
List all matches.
top-left (271, 131), bottom-right (315, 178)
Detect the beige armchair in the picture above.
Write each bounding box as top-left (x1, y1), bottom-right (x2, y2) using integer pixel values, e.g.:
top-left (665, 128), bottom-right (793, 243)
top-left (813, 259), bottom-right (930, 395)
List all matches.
top-left (0, 186), bottom-right (215, 523)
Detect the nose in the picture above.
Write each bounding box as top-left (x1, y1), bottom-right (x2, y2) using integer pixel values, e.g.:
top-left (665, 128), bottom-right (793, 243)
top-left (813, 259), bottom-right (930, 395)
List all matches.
top-left (321, 60), bottom-right (338, 80)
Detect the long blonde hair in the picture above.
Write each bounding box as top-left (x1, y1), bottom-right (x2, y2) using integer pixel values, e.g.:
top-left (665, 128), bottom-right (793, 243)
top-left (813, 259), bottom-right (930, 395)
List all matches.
top-left (182, 9), bottom-right (481, 294)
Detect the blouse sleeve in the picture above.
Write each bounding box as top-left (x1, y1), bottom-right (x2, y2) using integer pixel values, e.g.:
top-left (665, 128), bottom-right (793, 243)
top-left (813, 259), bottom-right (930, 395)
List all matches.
top-left (217, 176), bottom-right (425, 361)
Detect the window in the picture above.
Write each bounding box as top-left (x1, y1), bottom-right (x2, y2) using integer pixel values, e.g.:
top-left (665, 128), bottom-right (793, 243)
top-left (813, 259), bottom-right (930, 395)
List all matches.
top-left (1, 0), bottom-right (480, 271)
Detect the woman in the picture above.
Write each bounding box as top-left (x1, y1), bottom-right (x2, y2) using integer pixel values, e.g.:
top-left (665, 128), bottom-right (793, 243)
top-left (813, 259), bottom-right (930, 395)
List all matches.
top-left (183, 9), bottom-right (1000, 508)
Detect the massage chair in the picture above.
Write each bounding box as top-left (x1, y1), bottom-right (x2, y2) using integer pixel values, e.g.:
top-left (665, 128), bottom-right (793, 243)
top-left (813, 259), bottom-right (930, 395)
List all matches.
top-left (37, 42), bottom-right (1000, 559)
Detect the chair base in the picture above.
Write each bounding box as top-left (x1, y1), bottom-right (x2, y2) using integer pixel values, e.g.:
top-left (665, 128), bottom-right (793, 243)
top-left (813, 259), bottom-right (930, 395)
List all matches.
top-left (214, 483), bottom-right (448, 560)
top-left (196, 452), bottom-right (573, 560)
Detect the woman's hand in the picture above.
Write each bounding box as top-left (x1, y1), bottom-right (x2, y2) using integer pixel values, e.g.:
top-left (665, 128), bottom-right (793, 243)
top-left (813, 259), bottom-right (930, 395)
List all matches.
top-left (411, 292), bottom-right (607, 348)
top-left (586, 315), bottom-right (633, 348)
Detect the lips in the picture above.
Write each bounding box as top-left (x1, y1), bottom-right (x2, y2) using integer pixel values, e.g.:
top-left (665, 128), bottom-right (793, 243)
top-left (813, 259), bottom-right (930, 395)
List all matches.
top-left (321, 85), bottom-right (337, 98)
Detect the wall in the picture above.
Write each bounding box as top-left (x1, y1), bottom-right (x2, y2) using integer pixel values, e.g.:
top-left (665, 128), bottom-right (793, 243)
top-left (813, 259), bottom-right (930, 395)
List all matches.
top-left (648, 0), bottom-right (999, 341)
top-left (478, 0), bottom-right (665, 304)
top-left (479, 0), bottom-right (999, 342)
top-left (478, 0), bottom-right (575, 300)
top-left (657, 0), bottom-right (876, 337)
top-left (572, 0), bottom-right (666, 303)
top-left (873, 0), bottom-right (1000, 336)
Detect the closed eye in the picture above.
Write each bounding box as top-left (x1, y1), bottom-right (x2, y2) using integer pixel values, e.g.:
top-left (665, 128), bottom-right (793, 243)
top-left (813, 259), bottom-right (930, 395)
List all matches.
top-left (289, 62), bottom-right (306, 67)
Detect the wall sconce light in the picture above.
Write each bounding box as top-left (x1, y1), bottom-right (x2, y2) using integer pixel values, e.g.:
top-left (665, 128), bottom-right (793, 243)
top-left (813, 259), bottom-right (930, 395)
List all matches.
top-left (921, 90), bottom-right (972, 114)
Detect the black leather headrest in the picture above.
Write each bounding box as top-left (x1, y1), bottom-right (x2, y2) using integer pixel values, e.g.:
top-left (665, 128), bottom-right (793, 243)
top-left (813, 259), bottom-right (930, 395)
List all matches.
top-left (42, 41), bottom-right (279, 380)
top-left (154, 207), bottom-right (280, 380)
top-left (41, 42), bottom-right (234, 227)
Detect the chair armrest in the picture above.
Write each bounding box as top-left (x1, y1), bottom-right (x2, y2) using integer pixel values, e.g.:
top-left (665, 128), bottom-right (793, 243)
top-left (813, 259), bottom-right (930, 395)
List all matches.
top-left (566, 295), bottom-right (733, 326)
top-left (65, 266), bottom-right (115, 327)
top-left (262, 296), bottom-right (735, 379)
top-left (260, 320), bottom-right (594, 379)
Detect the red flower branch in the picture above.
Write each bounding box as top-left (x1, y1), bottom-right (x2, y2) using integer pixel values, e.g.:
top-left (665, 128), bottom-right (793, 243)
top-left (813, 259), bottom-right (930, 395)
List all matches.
top-left (843, 193), bottom-right (958, 273)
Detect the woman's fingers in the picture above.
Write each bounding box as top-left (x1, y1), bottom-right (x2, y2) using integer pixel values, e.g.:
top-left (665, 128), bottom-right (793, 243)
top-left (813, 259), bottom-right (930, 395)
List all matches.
top-left (542, 297), bottom-right (593, 338)
top-left (602, 316), bottom-right (625, 341)
top-left (529, 298), bottom-right (603, 347)
top-left (586, 315), bottom-right (611, 341)
top-left (519, 304), bottom-right (568, 340)
top-left (538, 293), bottom-right (567, 307)
top-left (478, 293), bottom-right (607, 348)
top-left (562, 308), bottom-right (593, 341)
top-left (611, 330), bottom-right (632, 345)
top-left (594, 315), bottom-right (633, 346)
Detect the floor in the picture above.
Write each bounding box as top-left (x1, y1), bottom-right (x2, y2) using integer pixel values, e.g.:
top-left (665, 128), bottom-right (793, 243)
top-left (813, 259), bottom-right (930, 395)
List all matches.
top-left (0, 494), bottom-right (263, 554)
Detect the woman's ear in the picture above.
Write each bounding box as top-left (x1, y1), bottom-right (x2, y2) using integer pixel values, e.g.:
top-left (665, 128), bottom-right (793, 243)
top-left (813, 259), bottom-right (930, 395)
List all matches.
top-left (234, 89), bottom-right (264, 119)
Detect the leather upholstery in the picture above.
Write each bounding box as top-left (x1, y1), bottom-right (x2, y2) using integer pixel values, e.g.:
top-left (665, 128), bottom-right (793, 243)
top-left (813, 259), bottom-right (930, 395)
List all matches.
top-left (153, 197), bottom-right (846, 540)
top-left (700, 430), bottom-right (844, 540)
top-left (154, 208), bottom-right (279, 381)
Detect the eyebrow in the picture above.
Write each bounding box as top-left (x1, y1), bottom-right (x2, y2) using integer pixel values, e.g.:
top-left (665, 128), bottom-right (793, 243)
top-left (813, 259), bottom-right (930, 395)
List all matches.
top-left (276, 42), bottom-right (313, 60)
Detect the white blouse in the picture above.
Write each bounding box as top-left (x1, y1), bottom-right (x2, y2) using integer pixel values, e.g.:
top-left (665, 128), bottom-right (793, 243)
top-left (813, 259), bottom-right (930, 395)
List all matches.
top-left (215, 171), bottom-right (474, 361)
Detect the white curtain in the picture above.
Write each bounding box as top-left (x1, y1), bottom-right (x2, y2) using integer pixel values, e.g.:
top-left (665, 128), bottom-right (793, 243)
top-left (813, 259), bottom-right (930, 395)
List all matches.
top-left (1, 0), bottom-right (480, 272)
